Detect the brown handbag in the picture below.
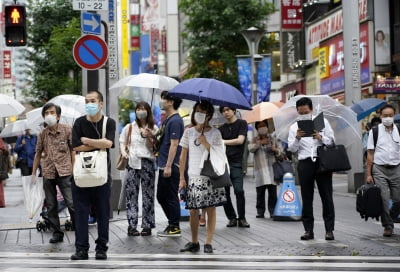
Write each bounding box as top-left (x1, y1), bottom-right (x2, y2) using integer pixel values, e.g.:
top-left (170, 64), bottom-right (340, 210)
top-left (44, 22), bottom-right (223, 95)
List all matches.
top-left (116, 124), bottom-right (132, 170)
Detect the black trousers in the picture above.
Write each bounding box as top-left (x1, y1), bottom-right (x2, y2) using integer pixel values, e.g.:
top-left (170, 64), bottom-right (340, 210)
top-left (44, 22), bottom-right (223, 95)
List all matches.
top-left (156, 165), bottom-right (180, 227)
top-left (297, 158), bottom-right (335, 232)
top-left (256, 184), bottom-right (277, 216)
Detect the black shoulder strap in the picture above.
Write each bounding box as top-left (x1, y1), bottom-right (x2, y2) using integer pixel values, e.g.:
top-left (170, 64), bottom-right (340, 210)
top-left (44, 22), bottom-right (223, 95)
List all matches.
top-left (373, 126), bottom-right (378, 149)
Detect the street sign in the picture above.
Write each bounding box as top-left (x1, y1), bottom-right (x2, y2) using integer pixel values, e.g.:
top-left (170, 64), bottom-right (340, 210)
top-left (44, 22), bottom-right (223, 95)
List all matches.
top-left (73, 35), bottom-right (108, 70)
top-left (73, 0), bottom-right (108, 11)
top-left (82, 12), bottom-right (101, 35)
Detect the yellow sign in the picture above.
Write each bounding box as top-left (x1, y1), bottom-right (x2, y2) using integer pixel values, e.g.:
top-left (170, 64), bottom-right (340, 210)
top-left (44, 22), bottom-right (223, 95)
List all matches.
top-left (319, 47), bottom-right (330, 79)
top-left (121, 0), bottom-right (130, 77)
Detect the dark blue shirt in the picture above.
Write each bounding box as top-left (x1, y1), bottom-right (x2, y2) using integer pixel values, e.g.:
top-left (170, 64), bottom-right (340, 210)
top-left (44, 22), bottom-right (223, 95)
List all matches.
top-left (157, 113), bottom-right (184, 168)
top-left (14, 134), bottom-right (37, 167)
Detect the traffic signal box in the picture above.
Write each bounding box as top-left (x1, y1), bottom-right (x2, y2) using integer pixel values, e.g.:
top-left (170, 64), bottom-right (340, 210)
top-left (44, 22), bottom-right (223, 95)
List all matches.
top-left (4, 5), bottom-right (27, 46)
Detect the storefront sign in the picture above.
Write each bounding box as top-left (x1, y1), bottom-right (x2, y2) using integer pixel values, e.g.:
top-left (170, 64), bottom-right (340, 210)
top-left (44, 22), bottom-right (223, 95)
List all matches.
top-left (320, 23), bottom-right (370, 95)
top-left (281, 0), bottom-right (302, 30)
top-left (374, 79), bottom-right (400, 94)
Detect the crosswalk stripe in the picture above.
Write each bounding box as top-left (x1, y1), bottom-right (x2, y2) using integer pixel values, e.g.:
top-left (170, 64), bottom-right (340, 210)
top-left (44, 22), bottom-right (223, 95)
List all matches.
top-left (1, 253), bottom-right (400, 271)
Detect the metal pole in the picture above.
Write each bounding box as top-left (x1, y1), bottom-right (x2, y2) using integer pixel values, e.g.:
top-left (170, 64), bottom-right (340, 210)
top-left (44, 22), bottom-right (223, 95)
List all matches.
top-left (343, 1), bottom-right (363, 193)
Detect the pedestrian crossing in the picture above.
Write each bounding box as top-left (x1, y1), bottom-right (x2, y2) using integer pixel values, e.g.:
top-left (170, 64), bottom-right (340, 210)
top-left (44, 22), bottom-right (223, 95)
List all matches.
top-left (1, 253), bottom-right (400, 271)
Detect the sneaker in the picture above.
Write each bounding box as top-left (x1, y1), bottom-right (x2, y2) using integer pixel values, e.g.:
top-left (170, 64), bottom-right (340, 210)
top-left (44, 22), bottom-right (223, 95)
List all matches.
top-left (95, 250), bottom-right (107, 260)
top-left (383, 226), bottom-right (393, 237)
top-left (158, 225), bottom-right (181, 237)
top-left (180, 242), bottom-right (200, 252)
top-left (71, 250), bottom-right (89, 260)
top-left (88, 216), bottom-right (97, 225)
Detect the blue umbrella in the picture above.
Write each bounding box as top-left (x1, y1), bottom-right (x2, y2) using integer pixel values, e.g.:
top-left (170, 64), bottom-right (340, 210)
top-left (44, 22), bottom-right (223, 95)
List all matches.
top-left (168, 78), bottom-right (252, 110)
top-left (350, 98), bottom-right (386, 121)
top-left (394, 114), bottom-right (400, 123)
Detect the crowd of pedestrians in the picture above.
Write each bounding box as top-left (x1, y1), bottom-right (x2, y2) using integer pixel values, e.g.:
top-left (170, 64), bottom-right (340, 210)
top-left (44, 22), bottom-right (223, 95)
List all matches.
top-left (3, 91), bottom-right (400, 260)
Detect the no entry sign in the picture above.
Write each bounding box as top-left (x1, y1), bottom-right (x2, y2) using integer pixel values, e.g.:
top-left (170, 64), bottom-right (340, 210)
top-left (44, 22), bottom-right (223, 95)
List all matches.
top-left (73, 35), bottom-right (108, 70)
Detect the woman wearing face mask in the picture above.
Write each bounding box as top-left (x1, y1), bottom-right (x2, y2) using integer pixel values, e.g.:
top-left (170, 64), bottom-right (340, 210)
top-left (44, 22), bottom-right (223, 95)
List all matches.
top-left (119, 102), bottom-right (158, 236)
top-left (178, 101), bottom-right (227, 254)
top-left (248, 120), bottom-right (283, 218)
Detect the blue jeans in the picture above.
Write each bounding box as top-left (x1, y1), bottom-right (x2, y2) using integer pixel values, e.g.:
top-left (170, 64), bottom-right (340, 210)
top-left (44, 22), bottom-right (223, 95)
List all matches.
top-left (224, 162), bottom-right (246, 220)
top-left (71, 180), bottom-right (111, 252)
top-left (156, 165), bottom-right (180, 227)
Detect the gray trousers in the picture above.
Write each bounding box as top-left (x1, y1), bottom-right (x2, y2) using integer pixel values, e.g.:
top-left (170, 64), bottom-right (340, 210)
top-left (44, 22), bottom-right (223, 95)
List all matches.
top-left (43, 175), bottom-right (75, 236)
top-left (372, 164), bottom-right (400, 228)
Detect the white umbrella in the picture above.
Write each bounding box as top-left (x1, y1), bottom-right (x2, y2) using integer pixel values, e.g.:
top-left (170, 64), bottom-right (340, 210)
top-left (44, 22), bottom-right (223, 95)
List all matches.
top-left (0, 94), bottom-right (25, 117)
top-left (26, 108), bottom-right (44, 131)
top-left (0, 120), bottom-right (29, 137)
top-left (48, 95), bottom-right (86, 123)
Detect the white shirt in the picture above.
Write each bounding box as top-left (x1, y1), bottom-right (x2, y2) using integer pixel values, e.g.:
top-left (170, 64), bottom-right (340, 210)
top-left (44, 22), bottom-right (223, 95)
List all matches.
top-left (367, 124), bottom-right (400, 166)
top-left (119, 122), bottom-right (158, 169)
top-left (288, 117), bottom-right (334, 160)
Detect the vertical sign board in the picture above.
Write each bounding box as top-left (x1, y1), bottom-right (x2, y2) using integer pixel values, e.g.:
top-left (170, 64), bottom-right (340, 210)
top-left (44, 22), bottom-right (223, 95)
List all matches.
top-left (281, 0), bottom-right (303, 30)
top-left (3, 51), bottom-right (11, 79)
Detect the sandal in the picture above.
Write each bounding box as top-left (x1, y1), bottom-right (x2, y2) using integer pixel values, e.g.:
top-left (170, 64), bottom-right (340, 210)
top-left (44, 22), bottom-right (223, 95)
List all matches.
top-left (128, 226), bottom-right (140, 236)
top-left (141, 228), bottom-right (152, 236)
top-left (199, 217), bottom-right (206, 227)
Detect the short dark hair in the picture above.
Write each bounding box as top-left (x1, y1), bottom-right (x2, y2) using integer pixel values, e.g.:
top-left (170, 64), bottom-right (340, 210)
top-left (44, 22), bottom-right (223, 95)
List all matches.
top-left (87, 90), bottom-right (103, 102)
top-left (161, 90), bottom-right (182, 110)
top-left (380, 104), bottom-right (396, 114)
top-left (296, 97), bottom-right (313, 111)
top-left (370, 116), bottom-right (381, 126)
top-left (42, 103), bottom-right (61, 118)
top-left (191, 101), bottom-right (214, 126)
top-left (219, 106), bottom-right (236, 113)
top-left (255, 120), bottom-right (268, 130)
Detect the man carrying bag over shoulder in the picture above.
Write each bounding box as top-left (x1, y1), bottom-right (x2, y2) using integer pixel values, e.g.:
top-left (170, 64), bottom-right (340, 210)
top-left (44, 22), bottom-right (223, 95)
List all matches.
top-left (70, 90), bottom-right (116, 261)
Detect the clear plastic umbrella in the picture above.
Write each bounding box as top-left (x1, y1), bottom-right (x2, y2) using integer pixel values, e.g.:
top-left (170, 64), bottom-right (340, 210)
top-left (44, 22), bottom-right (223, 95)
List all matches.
top-left (0, 94), bottom-right (25, 117)
top-left (272, 95), bottom-right (361, 147)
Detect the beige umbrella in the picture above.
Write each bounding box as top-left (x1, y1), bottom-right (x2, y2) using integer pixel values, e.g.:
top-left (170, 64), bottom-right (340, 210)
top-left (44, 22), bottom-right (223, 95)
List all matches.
top-left (242, 101), bottom-right (284, 123)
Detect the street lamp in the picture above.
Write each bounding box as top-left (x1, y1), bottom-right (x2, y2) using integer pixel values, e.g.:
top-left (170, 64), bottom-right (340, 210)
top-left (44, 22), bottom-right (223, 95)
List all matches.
top-left (241, 27), bottom-right (265, 106)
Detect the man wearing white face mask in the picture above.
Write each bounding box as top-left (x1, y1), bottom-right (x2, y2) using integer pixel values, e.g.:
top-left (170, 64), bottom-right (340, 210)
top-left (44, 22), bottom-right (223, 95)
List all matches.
top-left (366, 104), bottom-right (400, 237)
top-left (31, 103), bottom-right (75, 244)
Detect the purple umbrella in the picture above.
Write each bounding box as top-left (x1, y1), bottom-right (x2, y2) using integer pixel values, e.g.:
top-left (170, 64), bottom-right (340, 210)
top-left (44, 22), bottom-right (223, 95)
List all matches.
top-left (168, 78), bottom-right (252, 110)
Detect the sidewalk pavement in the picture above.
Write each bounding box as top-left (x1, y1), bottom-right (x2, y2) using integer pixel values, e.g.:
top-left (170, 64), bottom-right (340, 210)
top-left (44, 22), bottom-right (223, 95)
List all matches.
top-left (0, 167), bottom-right (399, 256)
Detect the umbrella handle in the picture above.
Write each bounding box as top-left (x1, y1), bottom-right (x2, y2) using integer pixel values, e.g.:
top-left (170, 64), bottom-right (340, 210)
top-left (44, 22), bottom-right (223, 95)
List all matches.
top-left (194, 125), bottom-right (205, 146)
top-left (150, 88), bottom-right (155, 107)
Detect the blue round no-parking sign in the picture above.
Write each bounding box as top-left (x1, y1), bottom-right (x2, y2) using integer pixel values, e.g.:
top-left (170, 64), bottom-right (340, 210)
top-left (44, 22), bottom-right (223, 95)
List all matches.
top-left (73, 35), bottom-right (108, 70)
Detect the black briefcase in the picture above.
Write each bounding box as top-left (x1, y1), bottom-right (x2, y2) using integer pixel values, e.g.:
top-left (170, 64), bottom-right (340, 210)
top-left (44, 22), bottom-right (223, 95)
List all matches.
top-left (317, 144), bottom-right (351, 173)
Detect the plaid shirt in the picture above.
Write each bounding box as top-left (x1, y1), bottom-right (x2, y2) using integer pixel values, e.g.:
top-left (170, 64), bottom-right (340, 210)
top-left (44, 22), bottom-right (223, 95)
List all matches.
top-left (36, 123), bottom-right (73, 179)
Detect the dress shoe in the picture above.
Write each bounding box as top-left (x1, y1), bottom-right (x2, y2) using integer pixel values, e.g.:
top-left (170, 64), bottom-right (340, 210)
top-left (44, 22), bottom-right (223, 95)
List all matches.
top-left (256, 214), bottom-right (264, 218)
top-left (238, 219), bottom-right (250, 228)
top-left (226, 219), bottom-right (237, 227)
top-left (49, 234), bottom-right (63, 243)
top-left (383, 226), bottom-right (393, 237)
top-left (325, 231), bottom-right (335, 240)
top-left (300, 231), bottom-right (314, 240)
top-left (70, 250), bottom-right (89, 260)
top-left (95, 250), bottom-right (107, 260)
top-left (204, 244), bottom-right (213, 253)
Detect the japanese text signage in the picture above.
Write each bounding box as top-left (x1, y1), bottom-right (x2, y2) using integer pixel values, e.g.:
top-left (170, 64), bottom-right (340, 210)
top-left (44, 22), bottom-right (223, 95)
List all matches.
top-left (3, 51), bottom-right (11, 79)
top-left (281, 0), bottom-right (302, 30)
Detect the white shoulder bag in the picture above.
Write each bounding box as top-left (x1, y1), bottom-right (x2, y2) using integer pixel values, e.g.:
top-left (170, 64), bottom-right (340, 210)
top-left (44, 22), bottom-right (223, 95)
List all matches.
top-left (74, 116), bottom-right (108, 188)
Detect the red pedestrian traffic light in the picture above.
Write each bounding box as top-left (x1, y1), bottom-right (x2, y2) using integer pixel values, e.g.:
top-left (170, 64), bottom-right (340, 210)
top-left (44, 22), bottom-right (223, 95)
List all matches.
top-left (4, 5), bottom-right (27, 46)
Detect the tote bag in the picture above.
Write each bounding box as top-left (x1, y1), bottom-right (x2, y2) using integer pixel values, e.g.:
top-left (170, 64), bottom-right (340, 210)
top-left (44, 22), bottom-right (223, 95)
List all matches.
top-left (200, 156), bottom-right (231, 189)
top-left (74, 117), bottom-right (109, 187)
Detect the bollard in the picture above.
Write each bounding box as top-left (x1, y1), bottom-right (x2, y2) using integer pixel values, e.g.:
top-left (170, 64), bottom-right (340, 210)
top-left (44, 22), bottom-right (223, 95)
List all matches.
top-left (273, 172), bottom-right (302, 221)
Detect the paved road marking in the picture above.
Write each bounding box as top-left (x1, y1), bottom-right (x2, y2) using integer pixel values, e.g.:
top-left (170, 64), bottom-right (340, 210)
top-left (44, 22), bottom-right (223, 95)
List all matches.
top-left (1, 253), bottom-right (400, 271)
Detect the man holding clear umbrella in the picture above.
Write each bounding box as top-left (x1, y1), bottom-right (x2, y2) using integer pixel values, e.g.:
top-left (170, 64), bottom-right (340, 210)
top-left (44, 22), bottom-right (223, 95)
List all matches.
top-left (287, 97), bottom-right (335, 241)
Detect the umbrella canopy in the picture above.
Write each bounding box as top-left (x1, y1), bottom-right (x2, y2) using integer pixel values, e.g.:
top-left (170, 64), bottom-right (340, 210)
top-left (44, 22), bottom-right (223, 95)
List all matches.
top-left (350, 98), bottom-right (386, 121)
top-left (0, 94), bottom-right (25, 117)
top-left (109, 73), bottom-right (179, 91)
top-left (242, 101), bottom-right (284, 123)
top-left (26, 108), bottom-right (44, 131)
top-left (273, 95), bottom-right (361, 148)
top-left (168, 78), bottom-right (252, 110)
top-left (0, 120), bottom-right (27, 137)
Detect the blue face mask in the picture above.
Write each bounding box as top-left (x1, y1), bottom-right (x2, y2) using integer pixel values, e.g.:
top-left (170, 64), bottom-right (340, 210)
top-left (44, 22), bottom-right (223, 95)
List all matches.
top-left (85, 103), bottom-right (99, 116)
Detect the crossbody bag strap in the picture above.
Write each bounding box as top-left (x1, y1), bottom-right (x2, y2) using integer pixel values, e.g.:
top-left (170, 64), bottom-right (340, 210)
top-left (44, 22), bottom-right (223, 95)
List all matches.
top-left (100, 116), bottom-right (108, 152)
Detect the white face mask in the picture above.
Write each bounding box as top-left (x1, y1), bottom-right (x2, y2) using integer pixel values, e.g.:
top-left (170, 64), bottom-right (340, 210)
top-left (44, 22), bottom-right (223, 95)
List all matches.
top-left (258, 127), bottom-right (268, 135)
top-left (194, 112), bottom-right (207, 124)
top-left (136, 110), bottom-right (147, 120)
top-left (44, 114), bottom-right (58, 127)
top-left (298, 113), bottom-right (312, 120)
top-left (382, 117), bottom-right (394, 127)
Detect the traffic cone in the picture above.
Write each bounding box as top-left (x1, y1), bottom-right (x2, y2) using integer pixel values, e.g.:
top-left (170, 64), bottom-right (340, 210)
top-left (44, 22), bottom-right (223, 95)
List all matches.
top-left (273, 173), bottom-right (302, 221)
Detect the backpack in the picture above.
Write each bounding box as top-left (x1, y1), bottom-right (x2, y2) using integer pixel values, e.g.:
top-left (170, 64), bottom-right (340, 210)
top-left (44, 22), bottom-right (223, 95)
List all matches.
top-left (372, 124), bottom-right (400, 148)
top-left (356, 183), bottom-right (382, 221)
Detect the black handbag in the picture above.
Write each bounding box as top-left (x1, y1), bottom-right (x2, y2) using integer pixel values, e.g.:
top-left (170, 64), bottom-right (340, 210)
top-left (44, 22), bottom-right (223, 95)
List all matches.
top-left (200, 158), bottom-right (231, 189)
top-left (272, 160), bottom-right (294, 183)
top-left (317, 143), bottom-right (351, 173)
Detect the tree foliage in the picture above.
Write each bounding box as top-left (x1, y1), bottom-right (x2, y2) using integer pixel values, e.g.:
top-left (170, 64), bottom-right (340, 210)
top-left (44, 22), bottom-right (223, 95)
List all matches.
top-left (179, 0), bottom-right (275, 88)
top-left (25, 0), bottom-right (81, 105)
